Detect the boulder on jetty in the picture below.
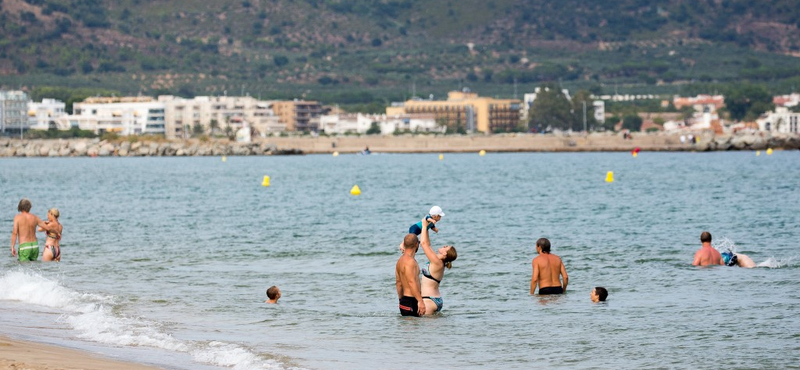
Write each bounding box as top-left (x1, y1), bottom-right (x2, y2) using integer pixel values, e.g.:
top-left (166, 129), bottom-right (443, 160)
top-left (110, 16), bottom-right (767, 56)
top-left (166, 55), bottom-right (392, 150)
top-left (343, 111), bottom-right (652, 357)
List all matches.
top-left (1, 133), bottom-right (798, 157)
top-left (0, 138), bottom-right (305, 157)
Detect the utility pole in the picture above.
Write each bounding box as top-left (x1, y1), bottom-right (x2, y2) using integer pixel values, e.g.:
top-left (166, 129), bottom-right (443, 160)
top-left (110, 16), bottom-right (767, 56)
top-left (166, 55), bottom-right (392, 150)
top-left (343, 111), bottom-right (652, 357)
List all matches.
top-left (582, 100), bottom-right (587, 133)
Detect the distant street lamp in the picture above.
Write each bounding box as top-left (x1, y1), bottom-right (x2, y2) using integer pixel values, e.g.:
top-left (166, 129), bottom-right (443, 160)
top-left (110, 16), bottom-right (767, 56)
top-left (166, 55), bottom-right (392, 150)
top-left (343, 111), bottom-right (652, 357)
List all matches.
top-left (582, 100), bottom-right (587, 133)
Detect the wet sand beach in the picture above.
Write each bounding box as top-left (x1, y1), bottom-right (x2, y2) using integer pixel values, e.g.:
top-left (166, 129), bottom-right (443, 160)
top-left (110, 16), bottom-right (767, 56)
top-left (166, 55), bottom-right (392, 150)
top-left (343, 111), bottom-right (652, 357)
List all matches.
top-left (0, 336), bottom-right (162, 370)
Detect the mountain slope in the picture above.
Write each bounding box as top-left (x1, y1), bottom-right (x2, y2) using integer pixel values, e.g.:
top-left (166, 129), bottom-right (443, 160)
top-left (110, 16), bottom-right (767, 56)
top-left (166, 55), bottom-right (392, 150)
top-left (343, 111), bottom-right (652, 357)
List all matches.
top-left (1, 0), bottom-right (799, 102)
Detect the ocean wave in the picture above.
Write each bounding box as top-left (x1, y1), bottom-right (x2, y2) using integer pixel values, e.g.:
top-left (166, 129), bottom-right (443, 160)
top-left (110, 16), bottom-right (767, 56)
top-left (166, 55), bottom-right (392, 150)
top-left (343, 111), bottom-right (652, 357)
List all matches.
top-left (0, 269), bottom-right (298, 370)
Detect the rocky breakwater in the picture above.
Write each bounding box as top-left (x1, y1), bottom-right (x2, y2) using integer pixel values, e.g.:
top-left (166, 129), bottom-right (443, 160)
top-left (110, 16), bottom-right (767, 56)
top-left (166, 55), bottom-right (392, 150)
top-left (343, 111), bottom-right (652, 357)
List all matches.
top-left (0, 138), bottom-right (303, 157)
top-left (696, 133), bottom-right (800, 151)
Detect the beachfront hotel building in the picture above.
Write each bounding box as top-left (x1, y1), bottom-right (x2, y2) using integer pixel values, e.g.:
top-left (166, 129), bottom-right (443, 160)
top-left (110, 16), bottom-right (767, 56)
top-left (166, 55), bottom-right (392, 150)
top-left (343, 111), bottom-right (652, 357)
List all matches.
top-left (28, 99), bottom-right (68, 131)
top-left (66, 97), bottom-right (166, 136)
top-left (386, 90), bottom-right (522, 133)
top-left (757, 107), bottom-right (800, 134)
top-left (319, 113), bottom-right (441, 135)
top-left (0, 90), bottom-right (29, 136)
top-left (272, 100), bottom-right (322, 132)
top-left (159, 96), bottom-right (283, 139)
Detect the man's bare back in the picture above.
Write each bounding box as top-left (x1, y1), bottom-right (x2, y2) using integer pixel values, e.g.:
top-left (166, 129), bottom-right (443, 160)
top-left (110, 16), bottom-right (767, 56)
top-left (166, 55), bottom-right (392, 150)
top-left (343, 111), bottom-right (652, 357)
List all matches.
top-left (530, 238), bottom-right (568, 295)
top-left (395, 234), bottom-right (425, 316)
top-left (693, 246), bottom-right (723, 266)
top-left (11, 199), bottom-right (49, 260)
top-left (13, 212), bottom-right (41, 245)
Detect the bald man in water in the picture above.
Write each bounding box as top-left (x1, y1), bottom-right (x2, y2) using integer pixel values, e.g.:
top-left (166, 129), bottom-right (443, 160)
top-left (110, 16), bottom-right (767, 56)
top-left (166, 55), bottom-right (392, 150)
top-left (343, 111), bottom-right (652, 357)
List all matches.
top-left (692, 231), bottom-right (723, 266)
top-left (530, 238), bottom-right (568, 295)
top-left (396, 234), bottom-right (425, 316)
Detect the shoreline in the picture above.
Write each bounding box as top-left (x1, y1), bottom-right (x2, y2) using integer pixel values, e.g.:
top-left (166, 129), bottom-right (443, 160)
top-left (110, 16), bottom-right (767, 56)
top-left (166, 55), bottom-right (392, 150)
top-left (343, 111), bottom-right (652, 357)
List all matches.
top-left (1, 132), bottom-right (798, 157)
top-left (0, 335), bottom-right (163, 370)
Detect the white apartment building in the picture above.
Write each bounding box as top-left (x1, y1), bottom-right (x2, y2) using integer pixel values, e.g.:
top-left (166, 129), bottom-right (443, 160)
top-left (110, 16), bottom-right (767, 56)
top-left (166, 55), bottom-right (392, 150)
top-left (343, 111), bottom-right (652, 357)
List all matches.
top-left (159, 96), bottom-right (283, 139)
top-left (28, 98), bottom-right (68, 130)
top-left (320, 113), bottom-right (441, 135)
top-left (1, 90), bottom-right (29, 136)
top-left (593, 100), bottom-right (605, 123)
top-left (65, 97), bottom-right (166, 136)
top-left (757, 107), bottom-right (800, 134)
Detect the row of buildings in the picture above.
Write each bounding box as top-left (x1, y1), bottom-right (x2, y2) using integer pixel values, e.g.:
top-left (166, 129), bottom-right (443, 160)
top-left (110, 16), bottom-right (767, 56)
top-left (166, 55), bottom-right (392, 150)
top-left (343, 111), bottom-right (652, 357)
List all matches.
top-left (0, 89), bottom-right (527, 138)
top-left (2, 89), bottom-right (799, 138)
top-left (3, 94), bottom-right (324, 139)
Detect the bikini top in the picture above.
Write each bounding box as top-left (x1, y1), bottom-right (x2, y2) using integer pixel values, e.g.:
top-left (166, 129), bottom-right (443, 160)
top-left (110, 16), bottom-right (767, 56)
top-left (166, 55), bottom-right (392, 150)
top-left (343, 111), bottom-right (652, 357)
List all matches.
top-left (46, 228), bottom-right (61, 241)
top-left (421, 263), bottom-right (441, 284)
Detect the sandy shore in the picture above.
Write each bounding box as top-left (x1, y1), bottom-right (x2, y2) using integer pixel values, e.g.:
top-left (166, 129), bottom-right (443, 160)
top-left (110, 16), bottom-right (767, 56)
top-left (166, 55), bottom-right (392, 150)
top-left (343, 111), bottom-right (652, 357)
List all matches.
top-left (0, 336), bottom-right (163, 370)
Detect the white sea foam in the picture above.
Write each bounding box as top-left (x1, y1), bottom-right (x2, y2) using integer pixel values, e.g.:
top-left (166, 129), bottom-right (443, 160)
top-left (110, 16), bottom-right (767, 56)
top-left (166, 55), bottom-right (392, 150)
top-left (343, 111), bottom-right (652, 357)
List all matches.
top-left (712, 237), bottom-right (739, 254)
top-left (191, 341), bottom-right (293, 370)
top-left (757, 256), bottom-right (796, 269)
top-left (0, 269), bottom-right (296, 370)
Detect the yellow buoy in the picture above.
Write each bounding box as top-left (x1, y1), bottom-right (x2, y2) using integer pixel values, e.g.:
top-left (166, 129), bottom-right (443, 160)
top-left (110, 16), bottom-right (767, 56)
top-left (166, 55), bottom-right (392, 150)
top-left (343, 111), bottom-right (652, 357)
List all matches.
top-left (350, 185), bottom-right (361, 196)
top-left (756, 151), bottom-right (761, 156)
top-left (605, 171), bottom-right (614, 183)
top-left (479, 150), bottom-right (486, 156)
top-left (439, 154), bottom-right (444, 160)
top-left (262, 175), bottom-right (270, 187)
top-left (332, 151), bottom-right (339, 157)
top-left (632, 151), bottom-right (638, 158)
top-left (222, 156), bottom-right (227, 162)
top-left (766, 148), bottom-right (773, 155)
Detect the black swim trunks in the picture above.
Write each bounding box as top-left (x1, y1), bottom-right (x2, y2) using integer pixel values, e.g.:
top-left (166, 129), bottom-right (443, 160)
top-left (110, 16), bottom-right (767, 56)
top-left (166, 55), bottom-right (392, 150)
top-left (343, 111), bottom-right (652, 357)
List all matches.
top-left (399, 296), bottom-right (420, 317)
top-left (538, 286), bottom-right (564, 295)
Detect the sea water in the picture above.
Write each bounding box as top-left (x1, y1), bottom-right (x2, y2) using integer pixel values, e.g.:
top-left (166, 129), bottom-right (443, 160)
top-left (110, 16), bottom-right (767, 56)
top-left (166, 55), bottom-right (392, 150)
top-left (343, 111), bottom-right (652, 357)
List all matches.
top-left (1, 152), bottom-right (799, 370)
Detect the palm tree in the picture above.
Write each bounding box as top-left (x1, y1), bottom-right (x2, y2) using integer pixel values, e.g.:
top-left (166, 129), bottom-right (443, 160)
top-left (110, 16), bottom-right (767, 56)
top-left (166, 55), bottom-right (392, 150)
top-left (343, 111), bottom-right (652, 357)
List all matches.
top-left (209, 119), bottom-right (219, 135)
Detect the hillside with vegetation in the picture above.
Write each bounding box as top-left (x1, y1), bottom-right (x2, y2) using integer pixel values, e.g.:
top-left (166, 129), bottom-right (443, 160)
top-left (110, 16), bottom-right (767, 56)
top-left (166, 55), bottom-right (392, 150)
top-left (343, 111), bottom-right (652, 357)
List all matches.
top-left (1, 0), bottom-right (799, 107)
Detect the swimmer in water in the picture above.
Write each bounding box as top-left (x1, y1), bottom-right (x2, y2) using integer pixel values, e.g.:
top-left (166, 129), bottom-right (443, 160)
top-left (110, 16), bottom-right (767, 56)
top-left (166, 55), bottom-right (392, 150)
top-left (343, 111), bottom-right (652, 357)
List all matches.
top-left (265, 286), bottom-right (281, 304)
top-left (721, 251), bottom-right (756, 268)
top-left (40, 208), bottom-right (62, 262)
top-left (418, 217), bottom-right (457, 315)
top-left (590, 287), bottom-right (608, 303)
top-left (530, 238), bottom-right (568, 295)
top-left (692, 231), bottom-right (723, 266)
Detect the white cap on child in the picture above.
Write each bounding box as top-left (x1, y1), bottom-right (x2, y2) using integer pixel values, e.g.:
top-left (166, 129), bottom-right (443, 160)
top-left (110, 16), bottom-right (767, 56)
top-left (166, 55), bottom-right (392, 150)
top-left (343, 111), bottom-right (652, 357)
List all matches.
top-left (429, 206), bottom-right (445, 217)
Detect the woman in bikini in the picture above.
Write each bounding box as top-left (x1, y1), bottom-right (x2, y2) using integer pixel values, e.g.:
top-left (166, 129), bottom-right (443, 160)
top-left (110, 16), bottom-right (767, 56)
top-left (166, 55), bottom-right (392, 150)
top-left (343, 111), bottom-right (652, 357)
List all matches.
top-left (418, 217), bottom-right (457, 315)
top-left (40, 208), bottom-right (62, 262)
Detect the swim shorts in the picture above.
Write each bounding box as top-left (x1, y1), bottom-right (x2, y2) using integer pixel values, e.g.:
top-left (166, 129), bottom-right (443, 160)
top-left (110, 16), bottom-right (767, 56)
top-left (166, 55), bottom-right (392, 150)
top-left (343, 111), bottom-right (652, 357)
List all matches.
top-left (18, 241), bottom-right (39, 262)
top-left (538, 286), bottom-right (564, 295)
top-left (399, 296), bottom-right (420, 317)
top-left (423, 296), bottom-right (443, 312)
